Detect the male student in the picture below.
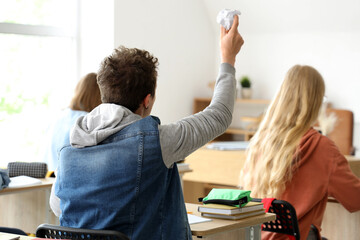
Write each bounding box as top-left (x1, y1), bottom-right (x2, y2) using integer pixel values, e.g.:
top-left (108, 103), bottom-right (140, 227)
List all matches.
top-left (50, 15), bottom-right (244, 240)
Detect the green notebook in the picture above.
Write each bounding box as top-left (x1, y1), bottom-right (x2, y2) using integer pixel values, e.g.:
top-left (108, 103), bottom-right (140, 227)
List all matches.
top-left (201, 188), bottom-right (252, 207)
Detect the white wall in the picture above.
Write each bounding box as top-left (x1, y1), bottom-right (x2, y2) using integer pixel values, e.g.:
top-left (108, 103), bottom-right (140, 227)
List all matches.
top-left (80, 0), bottom-right (360, 155)
top-left (204, 0), bottom-right (360, 155)
top-left (114, 0), bottom-right (215, 124)
top-left (79, 0), bottom-right (114, 77)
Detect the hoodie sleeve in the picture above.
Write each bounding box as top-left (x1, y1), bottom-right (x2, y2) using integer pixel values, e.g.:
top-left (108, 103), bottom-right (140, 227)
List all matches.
top-left (328, 143), bottom-right (360, 212)
top-left (50, 176), bottom-right (61, 217)
top-left (159, 63), bottom-right (236, 168)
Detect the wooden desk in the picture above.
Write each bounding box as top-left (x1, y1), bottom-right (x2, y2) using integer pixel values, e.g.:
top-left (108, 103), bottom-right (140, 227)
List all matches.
top-left (0, 178), bottom-right (58, 234)
top-left (345, 155), bottom-right (360, 177)
top-left (183, 147), bottom-right (360, 187)
top-left (0, 166), bottom-right (192, 234)
top-left (183, 147), bottom-right (360, 240)
top-left (0, 178), bottom-right (54, 195)
top-left (187, 203), bottom-right (276, 239)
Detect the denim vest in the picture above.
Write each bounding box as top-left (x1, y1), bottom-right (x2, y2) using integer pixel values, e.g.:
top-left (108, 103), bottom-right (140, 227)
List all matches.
top-left (55, 116), bottom-right (192, 240)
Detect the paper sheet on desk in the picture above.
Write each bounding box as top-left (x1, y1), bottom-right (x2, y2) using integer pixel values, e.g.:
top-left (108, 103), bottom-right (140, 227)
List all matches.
top-left (188, 214), bottom-right (212, 224)
top-left (8, 175), bottom-right (42, 188)
top-left (0, 232), bottom-right (34, 240)
top-left (0, 234), bottom-right (19, 240)
top-left (207, 141), bottom-right (249, 151)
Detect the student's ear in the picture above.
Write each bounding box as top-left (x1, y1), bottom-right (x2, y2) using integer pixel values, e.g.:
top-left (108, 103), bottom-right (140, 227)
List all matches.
top-left (143, 94), bottom-right (151, 109)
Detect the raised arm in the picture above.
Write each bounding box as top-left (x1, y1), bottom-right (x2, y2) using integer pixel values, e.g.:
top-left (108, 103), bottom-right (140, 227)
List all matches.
top-left (159, 15), bottom-right (244, 167)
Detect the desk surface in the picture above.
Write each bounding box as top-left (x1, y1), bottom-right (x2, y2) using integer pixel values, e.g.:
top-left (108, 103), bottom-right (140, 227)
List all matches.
top-left (184, 147), bottom-right (247, 186)
top-left (0, 178), bottom-right (54, 195)
top-left (187, 203), bottom-right (276, 237)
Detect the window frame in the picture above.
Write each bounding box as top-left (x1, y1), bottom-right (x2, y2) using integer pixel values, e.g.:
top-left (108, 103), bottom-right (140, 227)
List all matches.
top-left (0, 0), bottom-right (80, 79)
top-left (0, 0), bottom-right (81, 167)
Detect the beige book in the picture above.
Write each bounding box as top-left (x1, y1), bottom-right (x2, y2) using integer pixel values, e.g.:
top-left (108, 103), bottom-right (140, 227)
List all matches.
top-left (201, 209), bottom-right (266, 220)
top-left (198, 201), bottom-right (264, 215)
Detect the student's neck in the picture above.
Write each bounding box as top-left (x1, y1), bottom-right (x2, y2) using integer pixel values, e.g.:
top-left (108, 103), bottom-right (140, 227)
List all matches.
top-left (134, 107), bottom-right (146, 118)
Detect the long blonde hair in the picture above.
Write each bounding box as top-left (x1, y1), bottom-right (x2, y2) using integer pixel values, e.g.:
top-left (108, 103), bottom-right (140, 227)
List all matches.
top-left (239, 65), bottom-right (325, 198)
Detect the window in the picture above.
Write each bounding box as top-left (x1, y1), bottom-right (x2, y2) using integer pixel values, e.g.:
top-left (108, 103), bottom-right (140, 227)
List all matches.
top-left (0, 0), bottom-right (78, 167)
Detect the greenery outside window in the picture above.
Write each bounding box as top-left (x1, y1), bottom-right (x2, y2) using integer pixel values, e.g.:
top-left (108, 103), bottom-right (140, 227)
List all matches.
top-left (0, 0), bottom-right (78, 167)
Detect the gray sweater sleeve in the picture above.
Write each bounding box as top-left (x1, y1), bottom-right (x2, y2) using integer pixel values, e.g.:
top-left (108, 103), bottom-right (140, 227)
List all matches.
top-left (159, 63), bottom-right (236, 168)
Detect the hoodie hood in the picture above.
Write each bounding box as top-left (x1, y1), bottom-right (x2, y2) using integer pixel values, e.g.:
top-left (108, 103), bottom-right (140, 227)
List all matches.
top-left (70, 103), bottom-right (141, 148)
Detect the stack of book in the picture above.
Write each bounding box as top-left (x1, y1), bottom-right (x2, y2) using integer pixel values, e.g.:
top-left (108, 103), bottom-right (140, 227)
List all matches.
top-left (198, 201), bottom-right (265, 220)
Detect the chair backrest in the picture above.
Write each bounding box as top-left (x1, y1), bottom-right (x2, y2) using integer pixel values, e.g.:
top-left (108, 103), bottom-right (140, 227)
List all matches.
top-left (36, 224), bottom-right (130, 240)
top-left (252, 198), bottom-right (300, 240)
top-left (326, 108), bottom-right (354, 155)
top-left (0, 227), bottom-right (27, 236)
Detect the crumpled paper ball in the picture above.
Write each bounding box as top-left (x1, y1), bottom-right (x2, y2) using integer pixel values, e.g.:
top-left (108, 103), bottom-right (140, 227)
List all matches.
top-left (217, 9), bottom-right (241, 30)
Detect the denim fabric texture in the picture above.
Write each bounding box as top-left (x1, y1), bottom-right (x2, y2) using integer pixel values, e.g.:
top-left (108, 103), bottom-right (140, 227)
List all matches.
top-left (0, 168), bottom-right (10, 190)
top-left (43, 108), bottom-right (88, 171)
top-left (55, 116), bottom-right (191, 240)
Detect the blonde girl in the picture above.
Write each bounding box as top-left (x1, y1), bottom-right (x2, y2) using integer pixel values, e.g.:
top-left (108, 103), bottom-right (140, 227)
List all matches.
top-left (240, 65), bottom-right (360, 240)
top-left (240, 65), bottom-right (325, 198)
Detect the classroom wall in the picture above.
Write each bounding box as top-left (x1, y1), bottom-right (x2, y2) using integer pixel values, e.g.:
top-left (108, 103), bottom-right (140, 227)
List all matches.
top-left (204, 0), bottom-right (360, 156)
top-left (113, 0), bottom-right (215, 124)
top-left (79, 0), bottom-right (114, 77)
top-left (81, 1), bottom-right (360, 155)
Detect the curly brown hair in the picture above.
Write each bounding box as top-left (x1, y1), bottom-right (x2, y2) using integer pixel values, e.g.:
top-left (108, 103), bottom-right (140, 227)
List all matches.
top-left (97, 46), bottom-right (159, 112)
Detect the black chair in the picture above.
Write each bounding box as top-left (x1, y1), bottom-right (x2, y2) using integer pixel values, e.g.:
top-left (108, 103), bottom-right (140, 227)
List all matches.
top-left (252, 198), bottom-right (300, 240)
top-left (36, 223), bottom-right (130, 240)
top-left (0, 227), bottom-right (27, 236)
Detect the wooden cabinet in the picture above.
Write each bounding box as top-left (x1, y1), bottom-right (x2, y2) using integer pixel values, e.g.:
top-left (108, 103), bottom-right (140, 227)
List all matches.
top-left (193, 98), bottom-right (270, 141)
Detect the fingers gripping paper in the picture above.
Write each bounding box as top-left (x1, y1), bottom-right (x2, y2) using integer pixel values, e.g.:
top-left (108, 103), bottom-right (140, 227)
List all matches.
top-left (217, 9), bottom-right (241, 30)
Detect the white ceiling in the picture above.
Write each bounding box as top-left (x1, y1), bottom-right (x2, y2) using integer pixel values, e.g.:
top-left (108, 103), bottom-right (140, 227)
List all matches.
top-left (202, 0), bottom-right (360, 34)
